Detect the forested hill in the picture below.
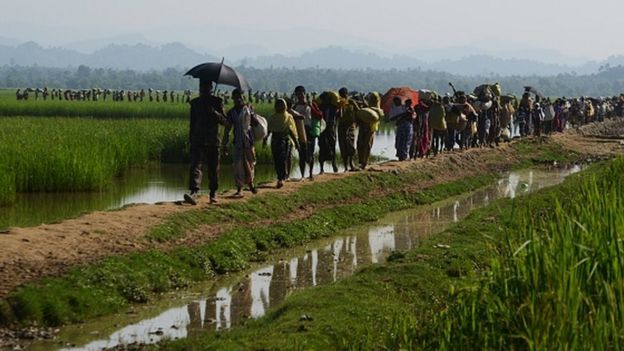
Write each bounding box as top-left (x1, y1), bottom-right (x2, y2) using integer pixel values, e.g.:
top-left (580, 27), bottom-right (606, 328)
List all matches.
top-left (1, 64), bottom-right (624, 97)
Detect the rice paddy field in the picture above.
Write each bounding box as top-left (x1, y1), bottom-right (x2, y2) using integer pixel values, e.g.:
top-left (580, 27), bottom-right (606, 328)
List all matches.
top-left (0, 89), bottom-right (396, 207)
top-left (0, 90), bottom-right (277, 206)
top-left (0, 117), bottom-right (187, 204)
top-left (0, 89), bottom-right (275, 119)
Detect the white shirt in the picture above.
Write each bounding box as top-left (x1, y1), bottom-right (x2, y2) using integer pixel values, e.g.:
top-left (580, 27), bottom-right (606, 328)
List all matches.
top-left (293, 103), bottom-right (312, 127)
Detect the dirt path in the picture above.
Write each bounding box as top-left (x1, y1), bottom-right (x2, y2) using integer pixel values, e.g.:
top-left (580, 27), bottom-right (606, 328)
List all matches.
top-left (1, 119), bottom-right (623, 298)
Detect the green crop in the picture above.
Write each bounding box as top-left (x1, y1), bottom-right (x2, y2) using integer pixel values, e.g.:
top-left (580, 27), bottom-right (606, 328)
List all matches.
top-left (0, 117), bottom-right (274, 205)
top-left (0, 90), bottom-right (275, 119)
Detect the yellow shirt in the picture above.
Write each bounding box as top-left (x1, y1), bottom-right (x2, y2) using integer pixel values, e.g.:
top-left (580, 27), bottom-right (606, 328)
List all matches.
top-left (267, 112), bottom-right (299, 144)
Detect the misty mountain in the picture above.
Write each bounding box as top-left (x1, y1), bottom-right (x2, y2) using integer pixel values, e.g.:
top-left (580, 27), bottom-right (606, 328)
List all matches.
top-left (88, 42), bottom-right (217, 70)
top-left (0, 41), bottom-right (89, 67)
top-left (0, 40), bottom-right (621, 76)
top-left (242, 47), bottom-right (600, 76)
top-left (428, 55), bottom-right (577, 76)
top-left (0, 36), bottom-right (21, 46)
top-left (62, 34), bottom-right (156, 53)
top-left (0, 41), bottom-right (217, 70)
top-left (240, 46), bottom-right (425, 70)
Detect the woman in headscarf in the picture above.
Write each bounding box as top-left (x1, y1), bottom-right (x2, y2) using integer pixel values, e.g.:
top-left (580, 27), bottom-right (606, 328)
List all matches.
top-left (413, 98), bottom-right (431, 158)
top-left (356, 92), bottom-right (384, 169)
top-left (264, 99), bottom-right (299, 188)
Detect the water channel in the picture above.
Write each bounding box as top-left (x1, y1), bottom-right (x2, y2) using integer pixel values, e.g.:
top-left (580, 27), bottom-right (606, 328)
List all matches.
top-left (26, 165), bottom-right (581, 350)
top-left (0, 131), bottom-right (396, 229)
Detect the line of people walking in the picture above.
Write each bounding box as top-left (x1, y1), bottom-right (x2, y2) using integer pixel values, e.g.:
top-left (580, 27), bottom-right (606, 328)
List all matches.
top-left (183, 81), bottom-right (385, 204)
top-left (387, 85), bottom-right (624, 158)
top-left (183, 79), bottom-right (624, 205)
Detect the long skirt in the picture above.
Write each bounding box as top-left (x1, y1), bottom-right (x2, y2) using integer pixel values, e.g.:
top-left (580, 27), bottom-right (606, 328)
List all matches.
top-left (395, 121), bottom-right (413, 161)
top-left (477, 114), bottom-right (488, 145)
top-left (418, 117), bottom-right (430, 157)
top-left (338, 123), bottom-right (356, 159)
top-left (445, 128), bottom-right (456, 151)
top-left (488, 115), bottom-right (500, 144)
top-left (357, 124), bottom-right (375, 167)
top-left (232, 146), bottom-right (256, 187)
top-left (271, 133), bottom-right (291, 181)
top-left (302, 126), bottom-right (316, 164)
top-left (318, 123), bottom-right (337, 162)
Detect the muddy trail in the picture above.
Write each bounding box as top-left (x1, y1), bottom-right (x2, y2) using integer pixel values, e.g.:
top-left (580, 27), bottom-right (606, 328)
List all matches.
top-left (0, 119), bottom-right (623, 299)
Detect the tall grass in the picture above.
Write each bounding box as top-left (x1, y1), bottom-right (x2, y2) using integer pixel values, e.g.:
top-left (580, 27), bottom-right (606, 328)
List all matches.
top-left (0, 98), bottom-right (190, 119)
top-left (0, 117), bottom-right (277, 205)
top-left (0, 117), bottom-right (188, 198)
top-left (427, 159), bottom-right (624, 350)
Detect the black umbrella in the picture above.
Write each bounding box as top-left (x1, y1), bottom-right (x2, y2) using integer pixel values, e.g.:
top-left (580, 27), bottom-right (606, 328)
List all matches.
top-left (524, 86), bottom-right (545, 99)
top-left (185, 59), bottom-right (251, 91)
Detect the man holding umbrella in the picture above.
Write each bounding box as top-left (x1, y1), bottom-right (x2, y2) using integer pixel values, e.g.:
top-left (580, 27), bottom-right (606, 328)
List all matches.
top-left (184, 79), bottom-right (228, 205)
top-left (184, 60), bottom-right (251, 205)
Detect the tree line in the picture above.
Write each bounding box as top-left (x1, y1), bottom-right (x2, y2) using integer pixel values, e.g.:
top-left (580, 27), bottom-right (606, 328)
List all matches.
top-left (1, 64), bottom-right (624, 97)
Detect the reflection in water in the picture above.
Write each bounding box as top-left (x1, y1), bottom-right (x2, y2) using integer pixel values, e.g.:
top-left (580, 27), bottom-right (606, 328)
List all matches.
top-left (333, 239), bottom-right (344, 282)
top-left (369, 226), bottom-right (395, 264)
top-left (213, 289), bottom-right (231, 330)
top-left (39, 166), bottom-right (582, 351)
top-left (250, 267), bottom-right (273, 318)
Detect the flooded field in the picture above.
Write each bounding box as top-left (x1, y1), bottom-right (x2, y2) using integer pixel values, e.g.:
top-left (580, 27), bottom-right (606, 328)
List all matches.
top-left (0, 132), bottom-right (395, 230)
top-left (28, 165), bottom-right (581, 350)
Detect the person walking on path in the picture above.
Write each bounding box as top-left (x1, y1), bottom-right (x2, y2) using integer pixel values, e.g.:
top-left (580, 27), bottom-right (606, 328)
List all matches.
top-left (265, 98), bottom-right (300, 188)
top-left (356, 92), bottom-right (384, 169)
top-left (223, 89), bottom-right (258, 198)
top-left (318, 91), bottom-right (339, 174)
top-left (184, 80), bottom-right (229, 205)
top-left (337, 87), bottom-right (358, 171)
top-left (388, 96), bottom-right (413, 161)
top-left (289, 86), bottom-right (323, 180)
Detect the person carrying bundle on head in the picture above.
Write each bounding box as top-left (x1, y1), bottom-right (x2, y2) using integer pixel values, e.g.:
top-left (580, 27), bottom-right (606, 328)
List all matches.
top-left (356, 92), bottom-right (384, 169)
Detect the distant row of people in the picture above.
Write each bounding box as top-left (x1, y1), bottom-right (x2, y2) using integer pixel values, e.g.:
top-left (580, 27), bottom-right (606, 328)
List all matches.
top-left (388, 85), bottom-right (624, 159)
top-left (15, 87), bottom-right (194, 103)
top-left (14, 87), bottom-right (349, 107)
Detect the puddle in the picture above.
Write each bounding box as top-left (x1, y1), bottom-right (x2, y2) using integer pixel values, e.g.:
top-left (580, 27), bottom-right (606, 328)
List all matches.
top-left (23, 165), bottom-right (582, 350)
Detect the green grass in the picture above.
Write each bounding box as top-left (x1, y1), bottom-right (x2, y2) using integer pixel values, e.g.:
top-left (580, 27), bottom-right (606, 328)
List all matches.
top-left (0, 116), bottom-right (276, 205)
top-left (146, 158), bottom-right (624, 351)
top-left (0, 117), bottom-right (187, 203)
top-left (146, 163), bottom-right (439, 243)
top-left (427, 157), bottom-right (624, 350)
top-left (0, 90), bottom-right (275, 119)
top-left (510, 136), bottom-right (579, 166)
top-left (0, 117), bottom-right (191, 202)
top-left (0, 170), bottom-right (496, 327)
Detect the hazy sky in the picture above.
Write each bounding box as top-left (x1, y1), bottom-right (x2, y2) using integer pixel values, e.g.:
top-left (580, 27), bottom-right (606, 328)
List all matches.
top-left (1, 0), bottom-right (622, 60)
